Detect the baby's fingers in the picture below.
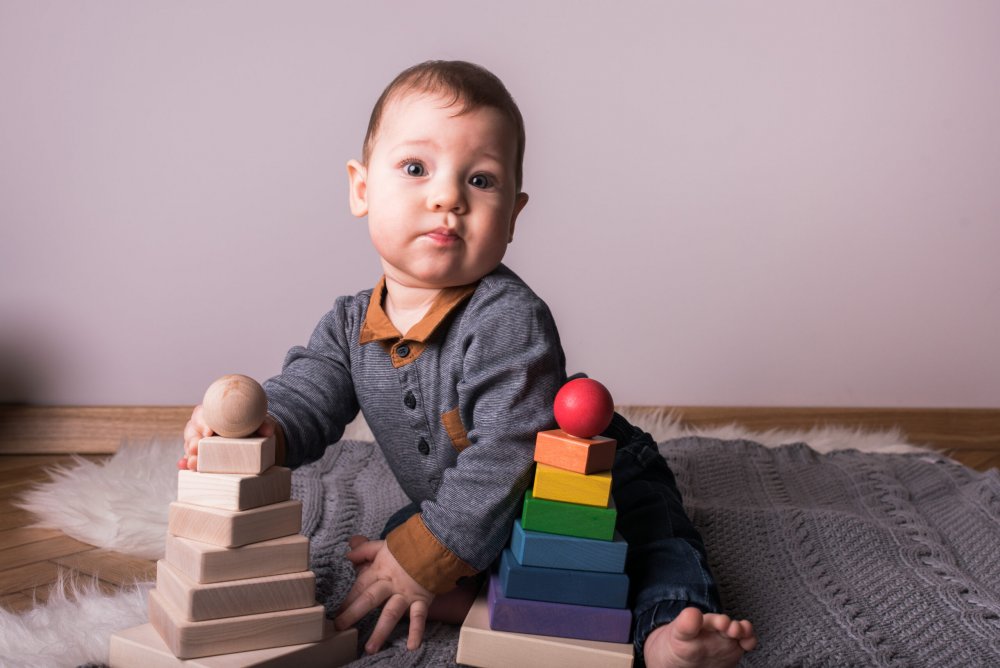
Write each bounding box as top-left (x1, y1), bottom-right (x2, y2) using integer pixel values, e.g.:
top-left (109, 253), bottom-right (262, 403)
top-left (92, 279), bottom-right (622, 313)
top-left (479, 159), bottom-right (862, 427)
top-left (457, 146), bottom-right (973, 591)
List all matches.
top-left (406, 599), bottom-right (429, 651)
top-left (335, 576), bottom-right (390, 631)
top-left (364, 593), bottom-right (409, 654)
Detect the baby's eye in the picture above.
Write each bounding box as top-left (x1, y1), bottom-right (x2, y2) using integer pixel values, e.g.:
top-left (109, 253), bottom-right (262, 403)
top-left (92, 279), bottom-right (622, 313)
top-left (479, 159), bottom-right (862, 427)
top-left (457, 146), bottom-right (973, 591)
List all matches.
top-left (404, 162), bottom-right (426, 177)
top-left (469, 174), bottom-right (493, 189)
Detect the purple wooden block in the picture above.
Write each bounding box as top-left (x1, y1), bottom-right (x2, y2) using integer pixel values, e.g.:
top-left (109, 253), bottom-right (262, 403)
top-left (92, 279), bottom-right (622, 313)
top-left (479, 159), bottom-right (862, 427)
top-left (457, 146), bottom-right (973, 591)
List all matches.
top-left (487, 573), bottom-right (631, 643)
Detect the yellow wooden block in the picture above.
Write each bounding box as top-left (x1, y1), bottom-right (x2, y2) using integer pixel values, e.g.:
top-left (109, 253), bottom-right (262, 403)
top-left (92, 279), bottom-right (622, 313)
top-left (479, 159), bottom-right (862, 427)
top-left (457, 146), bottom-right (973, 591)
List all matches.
top-left (532, 463), bottom-right (612, 508)
top-left (534, 429), bottom-right (616, 474)
top-left (109, 621), bottom-right (357, 667)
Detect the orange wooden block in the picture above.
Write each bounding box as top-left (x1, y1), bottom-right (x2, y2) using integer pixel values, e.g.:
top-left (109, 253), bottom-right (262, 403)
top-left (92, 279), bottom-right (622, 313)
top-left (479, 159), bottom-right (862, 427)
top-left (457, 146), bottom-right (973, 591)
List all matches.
top-left (534, 429), bottom-right (617, 474)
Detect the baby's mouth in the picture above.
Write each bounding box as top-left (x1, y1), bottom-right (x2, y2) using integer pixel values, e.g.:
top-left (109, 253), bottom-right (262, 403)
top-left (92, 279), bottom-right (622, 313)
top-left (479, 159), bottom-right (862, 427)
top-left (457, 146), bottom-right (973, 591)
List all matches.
top-left (425, 228), bottom-right (461, 244)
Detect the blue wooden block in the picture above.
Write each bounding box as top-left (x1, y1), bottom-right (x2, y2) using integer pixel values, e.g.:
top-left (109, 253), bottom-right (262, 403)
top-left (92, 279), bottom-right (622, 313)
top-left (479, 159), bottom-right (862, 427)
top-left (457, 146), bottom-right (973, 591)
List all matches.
top-left (487, 573), bottom-right (631, 643)
top-left (510, 520), bottom-right (627, 573)
top-left (499, 549), bottom-right (629, 609)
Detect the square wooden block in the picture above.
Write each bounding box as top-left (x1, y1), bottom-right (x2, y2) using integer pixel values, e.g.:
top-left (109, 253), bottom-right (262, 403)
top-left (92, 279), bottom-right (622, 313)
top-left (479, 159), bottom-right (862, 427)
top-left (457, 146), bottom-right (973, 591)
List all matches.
top-left (457, 586), bottom-right (633, 668)
top-left (532, 463), bottom-right (613, 508)
top-left (165, 533), bottom-right (309, 584)
top-left (534, 429), bottom-right (617, 475)
top-left (487, 573), bottom-right (631, 643)
top-left (168, 500), bottom-right (302, 548)
top-left (510, 519), bottom-right (627, 573)
top-left (521, 490), bottom-right (617, 541)
top-left (148, 588), bottom-right (325, 660)
top-left (109, 621), bottom-right (357, 667)
top-left (499, 549), bottom-right (629, 609)
top-left (197, 435), bottom-right (276, 474)
top-left (177, 467), bottom-right (291, 511)
top-left (156, 559), bottom-right (317, 621)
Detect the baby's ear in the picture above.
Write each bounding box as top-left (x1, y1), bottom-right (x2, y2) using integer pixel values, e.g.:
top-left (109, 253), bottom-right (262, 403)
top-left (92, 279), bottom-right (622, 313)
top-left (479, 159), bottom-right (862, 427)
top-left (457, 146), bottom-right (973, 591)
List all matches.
top-left (508, 192), bottom-right (529, 242)
top-left (347, 160), bottom-right (368, 217)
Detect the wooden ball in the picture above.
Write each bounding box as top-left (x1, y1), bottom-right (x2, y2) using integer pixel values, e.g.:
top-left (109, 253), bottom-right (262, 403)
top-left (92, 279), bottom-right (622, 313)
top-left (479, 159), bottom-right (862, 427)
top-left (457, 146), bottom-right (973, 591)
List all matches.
top-left (553, 378), bottom-right (615, 439)
top-left (201, 374), bottom-right (268, 438)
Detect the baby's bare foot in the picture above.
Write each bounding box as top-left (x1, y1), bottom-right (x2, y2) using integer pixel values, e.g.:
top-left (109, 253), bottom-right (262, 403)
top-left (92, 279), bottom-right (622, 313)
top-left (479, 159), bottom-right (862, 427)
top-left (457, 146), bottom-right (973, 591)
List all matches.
top-left (644, 607), bottom-right (757, 668)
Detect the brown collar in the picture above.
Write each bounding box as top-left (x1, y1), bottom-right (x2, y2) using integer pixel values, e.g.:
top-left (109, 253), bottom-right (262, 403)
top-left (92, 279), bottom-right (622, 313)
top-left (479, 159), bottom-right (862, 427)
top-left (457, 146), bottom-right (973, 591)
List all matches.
top-left (359, 276), bottom-right (479, 346)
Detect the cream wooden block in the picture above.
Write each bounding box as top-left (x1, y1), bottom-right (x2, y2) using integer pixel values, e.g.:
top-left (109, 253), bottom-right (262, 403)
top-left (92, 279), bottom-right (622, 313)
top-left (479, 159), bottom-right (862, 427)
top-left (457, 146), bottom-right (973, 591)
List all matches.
top-left (532, 462), bottom-right (613, 508)
top-left (197, 435), bottom-right (275, 474)
top-left (456, 588), bottom-right (633, 668)
top-left (109, 621), bottom-right (357, 667)
top-left (165, 533), bottom-right (309, 584)
top-left (148, 588), bottom-right (325, 660)
top-left (177, 467), bottom-right (291, 511)
top-left (156, 560), bottom-right (316, 622)
top-left (168, 500), bottom-right (302, 548)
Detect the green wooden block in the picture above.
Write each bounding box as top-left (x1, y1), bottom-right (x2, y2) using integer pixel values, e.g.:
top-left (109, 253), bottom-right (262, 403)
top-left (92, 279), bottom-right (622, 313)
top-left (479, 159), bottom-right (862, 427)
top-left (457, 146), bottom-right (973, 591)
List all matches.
top-left (521, 489), bottom-right (617, 541)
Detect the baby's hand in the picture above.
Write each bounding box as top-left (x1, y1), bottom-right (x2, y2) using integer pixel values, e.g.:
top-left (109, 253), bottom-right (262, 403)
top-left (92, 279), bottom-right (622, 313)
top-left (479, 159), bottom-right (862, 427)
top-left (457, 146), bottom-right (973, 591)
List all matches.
top-left (180, 404), bottom-right (212, 470)
top-left (334, 538), bottom-right (434, 654)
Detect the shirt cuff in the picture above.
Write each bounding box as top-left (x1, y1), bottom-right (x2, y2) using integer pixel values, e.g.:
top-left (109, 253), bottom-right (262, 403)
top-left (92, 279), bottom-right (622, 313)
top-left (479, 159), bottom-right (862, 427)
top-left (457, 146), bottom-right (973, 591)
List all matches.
top-left (385, 513), bottom-right (478, 594)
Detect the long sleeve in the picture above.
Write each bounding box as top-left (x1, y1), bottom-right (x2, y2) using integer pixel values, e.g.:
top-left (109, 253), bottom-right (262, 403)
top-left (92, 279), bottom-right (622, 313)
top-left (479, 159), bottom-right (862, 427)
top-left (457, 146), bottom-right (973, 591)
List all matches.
top-left (263, 297), bottom-right (362, 468)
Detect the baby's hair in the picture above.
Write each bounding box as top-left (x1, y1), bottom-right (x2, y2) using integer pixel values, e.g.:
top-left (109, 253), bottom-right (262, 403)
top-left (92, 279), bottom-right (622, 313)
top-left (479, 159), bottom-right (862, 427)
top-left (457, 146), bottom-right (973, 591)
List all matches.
top-left (362, 60), bottom-right (526, 193)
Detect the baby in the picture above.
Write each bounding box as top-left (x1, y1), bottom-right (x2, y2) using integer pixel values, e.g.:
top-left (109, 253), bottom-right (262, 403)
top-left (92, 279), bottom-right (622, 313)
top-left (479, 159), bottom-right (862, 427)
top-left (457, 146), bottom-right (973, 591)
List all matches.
top-left (182, 60), bottom-right (756, 667)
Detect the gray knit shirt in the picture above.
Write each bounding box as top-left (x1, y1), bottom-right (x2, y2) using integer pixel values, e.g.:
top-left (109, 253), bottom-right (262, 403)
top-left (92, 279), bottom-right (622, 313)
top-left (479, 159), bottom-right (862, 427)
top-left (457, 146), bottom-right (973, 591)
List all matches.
top-left (264, 264), bottom-right (566, 592)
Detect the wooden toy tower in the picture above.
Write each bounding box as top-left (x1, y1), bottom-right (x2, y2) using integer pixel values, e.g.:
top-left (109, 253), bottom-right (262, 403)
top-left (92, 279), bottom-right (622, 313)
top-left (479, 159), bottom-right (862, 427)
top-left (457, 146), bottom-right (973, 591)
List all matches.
top-left (109, 375), bottom-right (357, 667)
top-left (457, 379), bottom-right (634, 668)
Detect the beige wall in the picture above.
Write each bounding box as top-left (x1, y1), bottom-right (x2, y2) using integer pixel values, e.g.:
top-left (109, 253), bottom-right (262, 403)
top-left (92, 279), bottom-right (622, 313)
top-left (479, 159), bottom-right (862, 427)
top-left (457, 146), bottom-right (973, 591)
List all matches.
top-left (1, 1), bottom-right (998, 407)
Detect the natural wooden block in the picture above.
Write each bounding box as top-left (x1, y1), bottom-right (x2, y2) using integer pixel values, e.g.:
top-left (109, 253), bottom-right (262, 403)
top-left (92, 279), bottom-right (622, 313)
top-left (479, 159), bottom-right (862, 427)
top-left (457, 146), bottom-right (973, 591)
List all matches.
top-left (457, 586), bottom-right (633, 668)
top-left (156, 560), bottom-right (316, 621)
top-left (499, 549), bottom-right (628, 609)
top-left (168, 500), bottom-right (302, 548)
top-left (110, 621), bottom-right (357, 667)
top-left (521, 490), bottom-right (617, 541)
top-left (532, 463), bottom-right (613, 508)
top-left (197, 436), bottom-right (275, 474)
top-left (165, 534), bottom-right (309, 584)
top-left (510, 519), bottom-right (627, 573)
top-left (148, 588), bottom-right (325, 659)
top-left (177, 467), bottom-right (291, 511)
top-left (534, 429), bottom-right (616, 475)
top-left (487, 573), bottom-right (631, 643)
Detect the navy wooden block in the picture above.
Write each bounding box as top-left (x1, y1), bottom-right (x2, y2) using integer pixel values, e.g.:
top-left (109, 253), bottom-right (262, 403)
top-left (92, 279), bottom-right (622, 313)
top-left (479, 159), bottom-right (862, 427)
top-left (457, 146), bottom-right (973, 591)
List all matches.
top-left (499, 549), bottom-right (629, 609)
top-left (510, 519), bottom-right (627, 573)
top-left (487, 573), bottom-right (631, 643)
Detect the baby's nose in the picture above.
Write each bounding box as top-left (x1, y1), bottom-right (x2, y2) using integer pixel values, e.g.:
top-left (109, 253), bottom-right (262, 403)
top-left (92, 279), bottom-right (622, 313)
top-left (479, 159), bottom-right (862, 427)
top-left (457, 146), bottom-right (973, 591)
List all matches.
top-left (428, 179), bottom-right (467, 213)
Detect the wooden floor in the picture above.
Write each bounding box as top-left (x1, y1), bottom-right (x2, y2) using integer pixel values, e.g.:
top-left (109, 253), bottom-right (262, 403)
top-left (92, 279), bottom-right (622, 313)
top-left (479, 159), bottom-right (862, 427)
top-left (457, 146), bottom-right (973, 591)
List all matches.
top-left (0, 454), bottom-right (156, 614)
top-left (1, 445), bottom-right (997, 616)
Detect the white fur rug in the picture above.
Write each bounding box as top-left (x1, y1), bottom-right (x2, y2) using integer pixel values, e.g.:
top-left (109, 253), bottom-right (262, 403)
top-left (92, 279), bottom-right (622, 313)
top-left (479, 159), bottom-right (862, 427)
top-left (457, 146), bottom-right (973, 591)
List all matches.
top-left (5, 411), bottom-right (931, 667)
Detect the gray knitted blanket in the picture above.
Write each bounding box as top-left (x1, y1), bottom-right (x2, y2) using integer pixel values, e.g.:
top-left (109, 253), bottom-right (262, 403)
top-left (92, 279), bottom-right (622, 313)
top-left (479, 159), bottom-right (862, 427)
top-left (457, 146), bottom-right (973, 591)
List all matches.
top-left (292, 437), bottom-right (1000, 667)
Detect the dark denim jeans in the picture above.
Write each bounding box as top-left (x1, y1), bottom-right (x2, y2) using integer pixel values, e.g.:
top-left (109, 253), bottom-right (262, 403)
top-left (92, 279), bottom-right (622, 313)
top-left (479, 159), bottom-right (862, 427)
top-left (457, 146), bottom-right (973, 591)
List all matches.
top-left (604, 413), bottom-right (722, 664)
top-left (381, 413), bottom-right (721, 666)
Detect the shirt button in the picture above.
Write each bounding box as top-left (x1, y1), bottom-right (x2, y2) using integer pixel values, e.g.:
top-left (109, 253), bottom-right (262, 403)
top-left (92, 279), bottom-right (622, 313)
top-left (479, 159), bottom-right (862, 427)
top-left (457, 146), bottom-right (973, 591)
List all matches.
top-left (417, 438), bottom-right (430, 455)
top-left (396, 344), bottom-right (410, 358)
top-left (404, 392), bottom-right (416, 409)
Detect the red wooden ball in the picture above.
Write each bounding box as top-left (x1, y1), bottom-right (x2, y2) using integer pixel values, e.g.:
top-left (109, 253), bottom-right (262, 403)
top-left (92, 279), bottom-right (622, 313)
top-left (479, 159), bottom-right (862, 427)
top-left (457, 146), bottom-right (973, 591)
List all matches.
top-left (553, 378), bottom-right (615, 438)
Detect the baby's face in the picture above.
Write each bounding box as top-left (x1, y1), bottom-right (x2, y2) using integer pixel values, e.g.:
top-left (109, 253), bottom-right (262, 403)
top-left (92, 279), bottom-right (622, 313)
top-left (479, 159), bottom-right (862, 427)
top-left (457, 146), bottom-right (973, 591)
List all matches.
top-left (348, 91), bottom-right (528, 290)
